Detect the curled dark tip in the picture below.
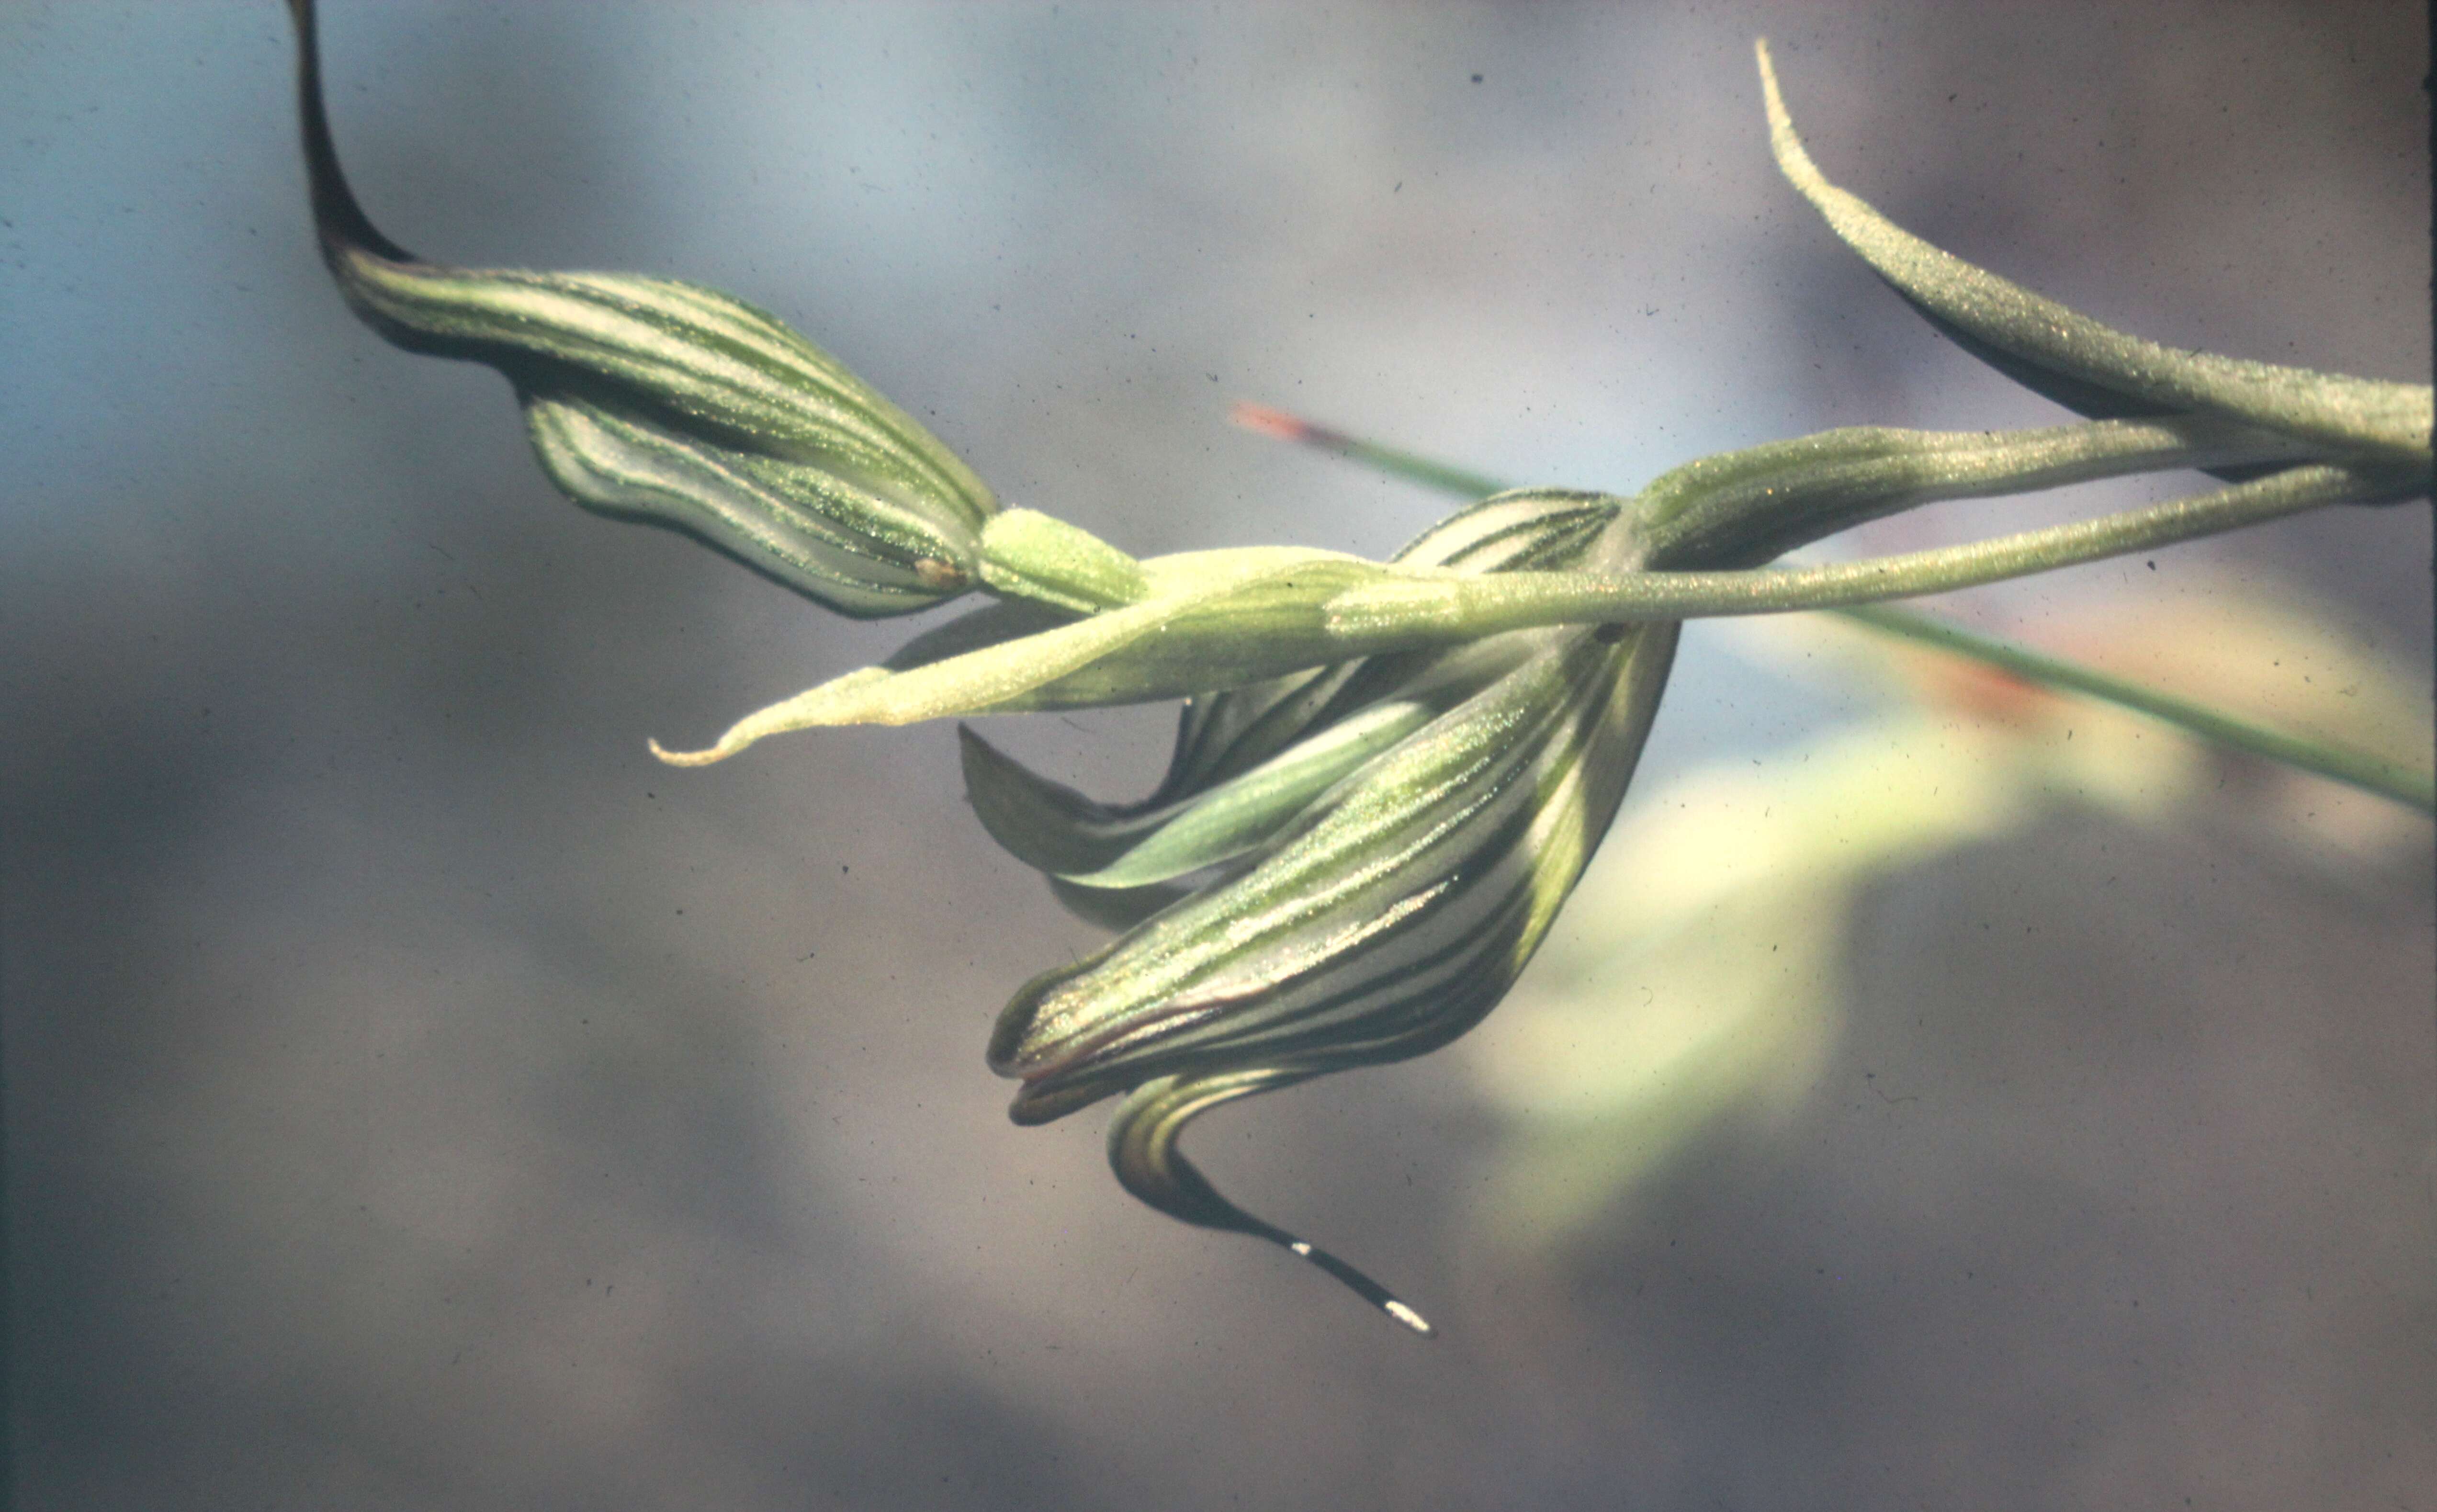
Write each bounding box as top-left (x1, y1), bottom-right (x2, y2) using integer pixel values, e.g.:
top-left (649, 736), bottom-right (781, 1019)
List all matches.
top-left (1276, 1233), bottom-right (1434, 1336)
top-left (1108, 1072), bottom-right (1435, 1337)
top-left (288, 0), bottom-right (413, 263)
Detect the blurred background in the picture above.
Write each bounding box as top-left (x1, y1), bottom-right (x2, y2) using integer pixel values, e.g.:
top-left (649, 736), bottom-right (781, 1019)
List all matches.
top-left (2, 2), bottom-right (2429, 1508)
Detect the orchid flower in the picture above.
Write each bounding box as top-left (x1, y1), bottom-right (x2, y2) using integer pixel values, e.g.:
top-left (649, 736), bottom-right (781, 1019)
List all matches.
top-left (288, 0), bottom-right (2431, 1332)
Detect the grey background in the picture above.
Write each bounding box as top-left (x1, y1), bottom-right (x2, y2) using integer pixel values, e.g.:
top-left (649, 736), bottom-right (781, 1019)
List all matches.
top-left (3, 2), bottom-right (2430, 1509)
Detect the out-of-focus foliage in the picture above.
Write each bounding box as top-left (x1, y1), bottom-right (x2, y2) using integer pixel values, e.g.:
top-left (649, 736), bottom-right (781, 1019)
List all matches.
top-left (1467, 577), bottom-right (2432, 1248)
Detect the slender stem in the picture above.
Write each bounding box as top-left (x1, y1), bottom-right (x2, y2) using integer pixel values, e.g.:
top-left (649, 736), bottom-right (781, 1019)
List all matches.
top-left (1230, 404), bottom-right (2436, 816)
top-left (1327, 461), bottom-right (2405, 632)
top-left (1839, 604), bottom-right (2434, 815)
top-left (1231, 403), bottom-right (1510, 499)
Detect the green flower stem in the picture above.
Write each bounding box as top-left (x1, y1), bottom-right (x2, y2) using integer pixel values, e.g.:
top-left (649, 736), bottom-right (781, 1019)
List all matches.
top-left (1231, 405), bottom-right (2436, 815)
top-left (1836, 604), bottom-right (2435, 815)
top-left (1329, 461), bottom-right (2411, 636)
top-left (1238, 406), bottom-right (2325, 572)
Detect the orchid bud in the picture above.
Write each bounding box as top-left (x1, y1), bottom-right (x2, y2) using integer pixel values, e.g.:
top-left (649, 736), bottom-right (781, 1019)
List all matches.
top-left (288, 0), bottom-right (994, 618)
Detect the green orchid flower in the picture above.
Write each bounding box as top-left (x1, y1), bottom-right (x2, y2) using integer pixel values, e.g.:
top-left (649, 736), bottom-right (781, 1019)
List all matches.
top-left (286, 0), bottom-right (2431, 1338)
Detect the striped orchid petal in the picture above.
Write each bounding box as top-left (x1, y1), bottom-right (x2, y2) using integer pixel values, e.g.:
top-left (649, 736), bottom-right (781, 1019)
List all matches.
top-left (289, 0), bottom-right (994, 618)
top-left (978, 487), bottom-right (1680, 1326)
top-left (960, 697), bottom-right (1444, 889)
top-left (988, 617), bottom-right (1678, 1118)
